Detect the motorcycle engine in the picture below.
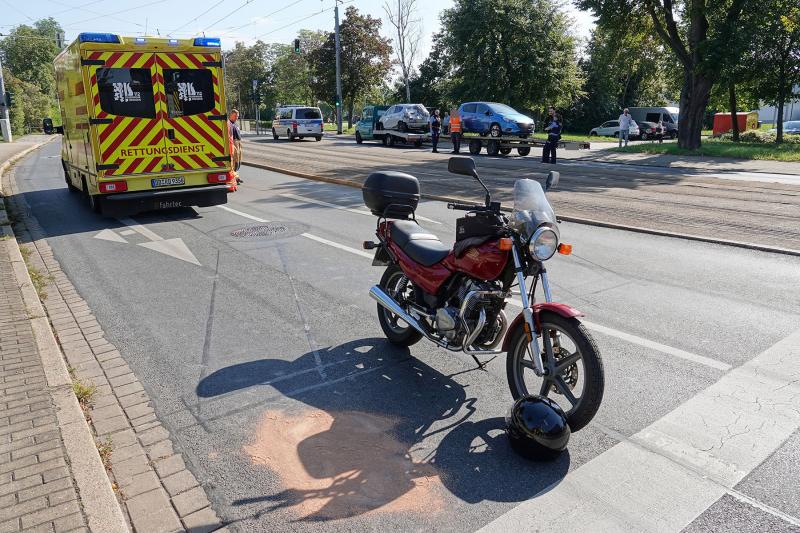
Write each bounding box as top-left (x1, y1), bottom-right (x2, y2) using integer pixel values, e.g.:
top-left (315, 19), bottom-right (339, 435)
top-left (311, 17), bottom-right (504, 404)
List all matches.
top-left (435, 279), bottom-right (505, 347)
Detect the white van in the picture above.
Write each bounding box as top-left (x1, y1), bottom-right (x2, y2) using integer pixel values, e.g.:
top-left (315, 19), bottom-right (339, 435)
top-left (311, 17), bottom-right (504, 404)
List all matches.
top-left (628, 107), bottom-right (679, 139)
top-left (272, 105), bottom-right (324, 141)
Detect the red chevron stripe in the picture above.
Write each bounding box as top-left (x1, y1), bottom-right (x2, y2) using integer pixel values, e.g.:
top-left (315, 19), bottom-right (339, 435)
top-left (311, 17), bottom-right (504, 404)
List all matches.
top-left (189, 154), bottom-right (207, 168)
top-left (122, 52), bottom-right (142, 69)
top-left (129, 121), bottom-right (155, 147)
top-left (171, 155), bottom-right (190, 169)
top-left (204, 54), bottom-right (215, 62)
top-left (165, 53), bottom-right (190, 69)
top-left (143, 157), bottom-right (162, 174)
top-left (149, 130), bottom-right (164, 145)
top-left (168, 119), bottom-right (200, 144)
top-left (102, 119), bottom-right (140, 160)
top-left (89, 51), bottom-right (102, 60)
top-left (194, 115), bottom-right (225, 153)
top-left (106, 52), bottom-right (123, 66)
top-left (98, 117), bottom-right (123, 143)
top-left (121, 157), bottom-right (144, 175)
top-left (184, 54), bottom-right (204, 69)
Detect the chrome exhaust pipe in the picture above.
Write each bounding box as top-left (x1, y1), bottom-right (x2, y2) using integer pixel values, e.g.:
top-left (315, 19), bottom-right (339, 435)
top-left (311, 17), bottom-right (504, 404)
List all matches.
top-left (369, 285), bottom-right (428, 338)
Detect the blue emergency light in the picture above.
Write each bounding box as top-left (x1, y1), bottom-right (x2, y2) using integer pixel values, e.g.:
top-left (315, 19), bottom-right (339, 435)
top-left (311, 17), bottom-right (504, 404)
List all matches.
top-left (168, 39), bottom-right (179, 45)
top-left (134, 37), bottom-right (147, 44)
top-left (193, 37), bottom-right (221, 47)
top-left (78, 33), bottom-right (120, 43)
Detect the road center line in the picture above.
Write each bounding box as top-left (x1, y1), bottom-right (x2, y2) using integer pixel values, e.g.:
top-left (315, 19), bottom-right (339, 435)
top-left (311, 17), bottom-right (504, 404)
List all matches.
top-left (218, 204), bottom-right (728, 371)
top-left (280, 192), bottom-right (441, 224)
top-left (478, 328), bottom-right (800, 533)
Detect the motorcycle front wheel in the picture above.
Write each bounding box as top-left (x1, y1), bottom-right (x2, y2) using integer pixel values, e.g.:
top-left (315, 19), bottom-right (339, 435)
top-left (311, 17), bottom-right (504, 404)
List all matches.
top-left (377, 265), bottom-right (423, 346)
top-left (506, 312), bottom-right (604, 431)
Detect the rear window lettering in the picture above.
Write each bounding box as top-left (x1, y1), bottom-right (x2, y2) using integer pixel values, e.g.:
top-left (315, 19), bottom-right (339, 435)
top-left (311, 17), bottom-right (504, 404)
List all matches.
top-left (163, 69), bottom-right (214, 118)
top-left (96, 68), bottom-right (155, 118)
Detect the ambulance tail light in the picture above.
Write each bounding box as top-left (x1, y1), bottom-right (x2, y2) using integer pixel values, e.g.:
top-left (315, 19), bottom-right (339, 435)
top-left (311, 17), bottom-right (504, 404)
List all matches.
top-left (194, 37), bottom-right (221, 47)
top-left (78, 33), bottom-right (120, 44)
top-left (99, 181), bottom-right (128, 193)
top-left (207, 173), bottom-right (228, 183)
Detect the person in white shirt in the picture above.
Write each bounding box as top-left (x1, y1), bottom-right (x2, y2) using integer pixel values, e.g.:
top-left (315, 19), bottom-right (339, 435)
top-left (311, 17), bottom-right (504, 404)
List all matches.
top-left (618, 108), bottom-right (634, 147)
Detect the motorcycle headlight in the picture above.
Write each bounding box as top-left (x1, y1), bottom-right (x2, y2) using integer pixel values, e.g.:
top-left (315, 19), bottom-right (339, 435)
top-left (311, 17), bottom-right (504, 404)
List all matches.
top-left (530, 227), bottom-right (558, 261)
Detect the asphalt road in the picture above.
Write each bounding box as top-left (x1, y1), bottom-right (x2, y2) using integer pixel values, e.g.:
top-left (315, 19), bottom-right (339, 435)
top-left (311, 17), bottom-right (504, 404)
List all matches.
top-left (241, 135), bottom-right (800, 253)
top-left (11, 141), bottom-right (800, 532)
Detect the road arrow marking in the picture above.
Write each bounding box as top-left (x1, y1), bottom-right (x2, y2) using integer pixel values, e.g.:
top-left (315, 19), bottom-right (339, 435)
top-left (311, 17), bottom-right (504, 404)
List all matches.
top-left (93, 229), bottom-right (127, 243)
top-left (139, 238), bottom-right (201, 266)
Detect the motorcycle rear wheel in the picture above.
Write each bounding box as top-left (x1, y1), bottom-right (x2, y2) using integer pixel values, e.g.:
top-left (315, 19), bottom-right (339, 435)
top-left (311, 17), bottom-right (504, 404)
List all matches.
top-left (377, 265), bottom-right (423, 346)
top-left (506, 312), bottom-right (604, 431)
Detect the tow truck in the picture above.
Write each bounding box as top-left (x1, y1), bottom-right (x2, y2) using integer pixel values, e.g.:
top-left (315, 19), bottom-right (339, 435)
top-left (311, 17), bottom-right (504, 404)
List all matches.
top-left (354, 105), bottom-right (429, 148)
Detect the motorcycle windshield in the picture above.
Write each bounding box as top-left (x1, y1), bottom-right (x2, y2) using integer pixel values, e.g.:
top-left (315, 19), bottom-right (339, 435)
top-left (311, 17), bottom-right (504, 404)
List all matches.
top-left (511, 179), bottom-right (557, 241)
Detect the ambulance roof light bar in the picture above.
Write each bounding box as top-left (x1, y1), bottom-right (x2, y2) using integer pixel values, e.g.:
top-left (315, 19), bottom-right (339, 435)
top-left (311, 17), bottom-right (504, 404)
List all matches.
top-left (134, 37), bottom-right (146, 44)
top-left (194, 37), bottom-right (221, 47)
top-left (78, 33), bottom-right (120, 44)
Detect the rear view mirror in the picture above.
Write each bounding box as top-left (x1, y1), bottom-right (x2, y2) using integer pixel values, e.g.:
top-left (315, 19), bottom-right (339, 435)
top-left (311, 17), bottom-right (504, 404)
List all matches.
top-left (448, 156), bottom-right (476, 177)
top-left (545, 171), bottom-right (560, 191)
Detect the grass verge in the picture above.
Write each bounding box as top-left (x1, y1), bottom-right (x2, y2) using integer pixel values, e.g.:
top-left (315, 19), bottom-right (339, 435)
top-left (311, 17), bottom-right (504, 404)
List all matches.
top-left (612, 141), bottom-right (800, 162)
top-left (96, 438), bottom-right (113, 471)
top-left (19, 245), bottom-right (54, 300)
top-left (72, 378), bottom-right (97, 409)
top-left (323, 123), bottom-right (357, 134)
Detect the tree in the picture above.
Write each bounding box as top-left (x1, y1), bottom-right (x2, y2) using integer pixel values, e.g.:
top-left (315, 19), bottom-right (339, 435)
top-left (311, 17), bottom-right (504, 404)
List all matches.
top-left (0, 18), bottom-right (62, 96)
top-left (394, 34), bottom-right (454, 110)
top-left (308, 7), bottom-right (392, 127)
top-left (577, 0), bottom-right (750, 149)
top-left (438, 0), bottom-right (582, 113)
top-left (383, 0), bottom-right (422, 101)
top-left (749, 0), bottom-right (800, 143)
top-left (271, 30), bottom-right (328, 109)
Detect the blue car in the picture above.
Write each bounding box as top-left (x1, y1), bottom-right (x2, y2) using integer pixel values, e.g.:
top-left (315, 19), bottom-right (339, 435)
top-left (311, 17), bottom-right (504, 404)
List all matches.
top-left (457, 102), bottom-right (535, 137)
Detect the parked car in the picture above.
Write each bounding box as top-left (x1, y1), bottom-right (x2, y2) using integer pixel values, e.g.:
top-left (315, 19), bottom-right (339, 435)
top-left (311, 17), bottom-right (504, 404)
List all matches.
top-left (768, 121), bottom-right (800, 135)
top-left (457, 102), bottom-right (535, 137)
top-left (637, 121), bottom-right (661, 140)
top-left (589, 120), bottom-right (640, 139)
top-left (272, 105), bottom-right (324, 141)
top-left (628, 107), bottom-right (679, 139)
top-left (377, 104), bottom-right (430, 132)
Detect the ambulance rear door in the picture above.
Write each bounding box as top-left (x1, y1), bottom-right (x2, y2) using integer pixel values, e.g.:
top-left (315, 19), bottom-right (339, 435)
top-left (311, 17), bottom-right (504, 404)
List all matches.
top-left (83, 50), bottom-right (169, 176)
top-left (156, 52), bottom-right (229, 172)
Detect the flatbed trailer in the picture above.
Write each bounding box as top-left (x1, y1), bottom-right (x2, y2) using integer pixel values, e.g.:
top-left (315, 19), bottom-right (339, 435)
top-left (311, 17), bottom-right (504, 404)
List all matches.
top-left (371, 129), bottom-right (430, 148)
top-left (453, 134), bottom-right (590, 157)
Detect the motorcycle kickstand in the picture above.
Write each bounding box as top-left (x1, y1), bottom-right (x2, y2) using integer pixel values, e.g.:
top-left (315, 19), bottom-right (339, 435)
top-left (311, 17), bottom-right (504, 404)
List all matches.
top-left (469, 353), bottom-right (498, 371)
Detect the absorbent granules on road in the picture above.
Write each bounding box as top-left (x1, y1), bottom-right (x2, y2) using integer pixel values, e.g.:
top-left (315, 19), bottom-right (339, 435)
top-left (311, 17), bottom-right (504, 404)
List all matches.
top-left (244, 408), bottom-right (444, 520)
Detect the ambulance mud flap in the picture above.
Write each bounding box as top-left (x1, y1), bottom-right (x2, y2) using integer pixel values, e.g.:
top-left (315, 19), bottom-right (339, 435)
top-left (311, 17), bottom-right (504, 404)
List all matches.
top-left (100, 184), bottom-right (228, 217)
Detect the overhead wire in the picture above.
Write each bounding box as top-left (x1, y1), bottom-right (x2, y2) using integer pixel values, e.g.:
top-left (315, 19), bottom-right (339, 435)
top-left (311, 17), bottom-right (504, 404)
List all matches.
top-left (253, 1), bottom-right (351, 40)
top-left (201, 0), bottom-right (257, 33)
top-left (59, 0), bottom-right (169, 29)
top-left (46, 0), bottom-right (148, 29)
top-left (46, 0), bottom-right (107, 17)
top-left (0, 0), bottom-right (34, 21)
top-left (216, 0), bottom-right (305, 38)
top-left (166, 0), bottom-right (226, 37)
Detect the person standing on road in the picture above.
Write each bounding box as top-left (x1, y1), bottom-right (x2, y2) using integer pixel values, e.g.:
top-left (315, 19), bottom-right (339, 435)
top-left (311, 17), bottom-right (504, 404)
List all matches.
top-left (618, 108), bottom-right (633, 147)
top-left (656, 119), bottom-right (665, 143)
top-left (430, 109), bottom-right (441, 153)
top-left (542, 112), bottom-right (562, 164)
top-left (449, 108), bottom-right (462, 154)
top-left (228, 109), bottom-right (243, 184)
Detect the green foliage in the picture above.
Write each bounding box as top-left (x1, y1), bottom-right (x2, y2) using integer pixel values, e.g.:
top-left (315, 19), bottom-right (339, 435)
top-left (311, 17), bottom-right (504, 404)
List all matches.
top-left (223, 41), bottom-right (277, 116)
top-left (308, 7), bottom-right (393, 126)
top-left (614, 139), bottom-right (800, 161)
top-left (438, 0), bottom-right (582, 113)
top-left (719, 130), bottom-right (800, 144)
top-left (3, 69), bottom-right (55, 136)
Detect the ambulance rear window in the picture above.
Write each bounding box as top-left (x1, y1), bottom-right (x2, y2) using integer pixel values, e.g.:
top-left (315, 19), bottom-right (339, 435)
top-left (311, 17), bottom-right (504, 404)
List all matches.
top-left (163, 69), bottom-right (215, 118)
top-left (96, 68), bottom-right (156, 118)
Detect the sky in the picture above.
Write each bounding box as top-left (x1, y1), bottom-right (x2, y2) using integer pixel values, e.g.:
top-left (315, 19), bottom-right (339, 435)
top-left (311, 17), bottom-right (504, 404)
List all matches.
top-left (4, 0), bottom-right (597, 64)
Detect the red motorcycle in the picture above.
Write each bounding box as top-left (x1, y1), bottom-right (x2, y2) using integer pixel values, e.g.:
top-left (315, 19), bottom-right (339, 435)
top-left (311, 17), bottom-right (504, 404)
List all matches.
top-left (362, 157), bottom-right (604, 430)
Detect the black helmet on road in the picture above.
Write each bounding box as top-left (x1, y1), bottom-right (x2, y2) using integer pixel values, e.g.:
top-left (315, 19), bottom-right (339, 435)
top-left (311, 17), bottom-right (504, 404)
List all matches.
top-left (505, 395), bottom-right (570, 460)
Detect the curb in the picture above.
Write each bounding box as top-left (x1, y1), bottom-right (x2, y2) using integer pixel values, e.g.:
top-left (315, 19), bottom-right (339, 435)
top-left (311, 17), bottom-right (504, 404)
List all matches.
top-left (242, 160), bottom-right (800, 258)
top-left (568, 152), bottom-right (798, 176)
top-left (1, 141), bottom-right (130, 533)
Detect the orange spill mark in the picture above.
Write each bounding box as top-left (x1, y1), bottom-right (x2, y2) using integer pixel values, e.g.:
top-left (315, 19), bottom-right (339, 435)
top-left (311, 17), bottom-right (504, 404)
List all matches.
top-left (244, 408), bottom-right (445, 520)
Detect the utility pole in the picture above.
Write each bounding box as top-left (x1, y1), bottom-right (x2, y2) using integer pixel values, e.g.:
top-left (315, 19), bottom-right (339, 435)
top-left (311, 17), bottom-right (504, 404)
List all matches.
top-left (0, 56), bottom-right (12, 142)
top-left (334, 0), bottom-right (343, 134)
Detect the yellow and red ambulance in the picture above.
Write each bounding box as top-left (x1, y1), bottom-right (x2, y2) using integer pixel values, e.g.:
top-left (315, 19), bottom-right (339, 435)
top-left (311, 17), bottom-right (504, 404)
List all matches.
top-left (54, 33), bottom-right (232, 216)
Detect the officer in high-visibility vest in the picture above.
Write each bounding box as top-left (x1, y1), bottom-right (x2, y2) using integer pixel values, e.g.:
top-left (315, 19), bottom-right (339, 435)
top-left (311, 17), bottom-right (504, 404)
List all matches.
top-left (449, 108), bottom-right (462, 154)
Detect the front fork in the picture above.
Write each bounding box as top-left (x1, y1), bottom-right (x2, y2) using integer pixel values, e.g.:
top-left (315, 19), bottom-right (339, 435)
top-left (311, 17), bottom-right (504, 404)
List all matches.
top-left (512, 246), bottom-right (551, 377)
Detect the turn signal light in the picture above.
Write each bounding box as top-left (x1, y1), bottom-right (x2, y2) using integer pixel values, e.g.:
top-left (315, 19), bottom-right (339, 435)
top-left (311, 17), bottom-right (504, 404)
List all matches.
top-left (99, 181), bottom-right (127, 193)
top-left (498, 237), bottom-right (513, 251)
top-left (558, 243), bottom-right (572, 255)
top-left (207, 173), bottom-right (228, 183)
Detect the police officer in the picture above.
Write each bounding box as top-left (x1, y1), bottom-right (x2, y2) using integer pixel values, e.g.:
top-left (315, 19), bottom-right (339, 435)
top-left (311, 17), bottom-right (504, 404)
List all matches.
top-left (542, 109), bottom-right (562, 164)
top-left (449, 108), bottom-right (462, 154)
top-left (430, 109), bottom-right (441, 153)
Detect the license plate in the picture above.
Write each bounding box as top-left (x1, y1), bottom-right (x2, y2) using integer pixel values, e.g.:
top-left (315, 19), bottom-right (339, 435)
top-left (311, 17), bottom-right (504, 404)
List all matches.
top-left (151, 177), bottom-right (185, 188)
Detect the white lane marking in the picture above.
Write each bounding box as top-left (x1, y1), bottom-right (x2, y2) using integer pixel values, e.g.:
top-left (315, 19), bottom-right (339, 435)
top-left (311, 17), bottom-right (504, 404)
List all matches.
top-left (218, 204), bottom-right (729, 372)
top-left (93, 229), bottom-right (127, 243)
top-left (707, 171), bottom-right (800, 186)
top-left (120, 229), bottom-right (135, 236)
top-left (479, 329), bottom-right (800, 533)
top-left (300, 232), bottom-right (373, 259)
top-left (139, 238), bottom-right (201, 266)
top-left (280, 192), bottom-right (442, 224)
top-left (217, 204), bottom-right (269, 222)
top-left (118, 217), bottom-right (163, 242)
top-left (117, 217), bottom-right (200, 266)
top-left (505, 298), bottom-right (730, 371)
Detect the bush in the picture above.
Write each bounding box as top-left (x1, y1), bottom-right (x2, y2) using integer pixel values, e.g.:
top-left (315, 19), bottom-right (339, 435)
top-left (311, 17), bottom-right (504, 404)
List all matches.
top-left (715, 130), bottom-right (800, 144)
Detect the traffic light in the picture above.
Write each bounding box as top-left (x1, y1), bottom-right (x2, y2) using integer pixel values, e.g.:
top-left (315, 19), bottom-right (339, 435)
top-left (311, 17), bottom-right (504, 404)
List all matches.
top-left (335, 99), bottom-right (341, 108)
top-left (294, 38), bottom-right (301, 54)
top-left (4, 91), bottom-right (14, 108)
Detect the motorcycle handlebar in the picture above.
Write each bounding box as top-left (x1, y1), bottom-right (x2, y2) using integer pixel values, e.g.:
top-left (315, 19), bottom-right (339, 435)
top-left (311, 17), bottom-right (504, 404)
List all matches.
top-left (447, 202), bottom-right (483, 211)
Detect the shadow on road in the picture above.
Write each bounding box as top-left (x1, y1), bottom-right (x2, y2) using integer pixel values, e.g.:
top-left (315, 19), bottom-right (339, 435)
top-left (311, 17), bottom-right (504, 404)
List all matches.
top-left (197, 338), bottom-right (569, 522)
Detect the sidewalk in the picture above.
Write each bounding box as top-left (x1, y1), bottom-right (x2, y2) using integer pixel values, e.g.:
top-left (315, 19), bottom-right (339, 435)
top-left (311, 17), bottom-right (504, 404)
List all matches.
top-left (0, 136), bottom-right (52, 164)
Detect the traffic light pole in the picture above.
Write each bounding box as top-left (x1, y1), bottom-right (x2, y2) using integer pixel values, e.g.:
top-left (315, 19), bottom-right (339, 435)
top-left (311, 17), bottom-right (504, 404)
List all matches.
top-left (334, 0), bottom-right (343, 135)
top-left (0, 56), bottom-right (12, 142)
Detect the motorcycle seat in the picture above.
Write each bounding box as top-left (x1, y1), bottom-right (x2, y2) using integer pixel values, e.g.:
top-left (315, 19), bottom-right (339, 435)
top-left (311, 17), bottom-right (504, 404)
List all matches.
top-left (390, 220), bottom-right (451, 267)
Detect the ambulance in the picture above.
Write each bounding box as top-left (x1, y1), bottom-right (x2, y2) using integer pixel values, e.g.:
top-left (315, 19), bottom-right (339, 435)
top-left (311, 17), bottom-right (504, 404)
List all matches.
top-left (53, 33), bottom-right (232, 216)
